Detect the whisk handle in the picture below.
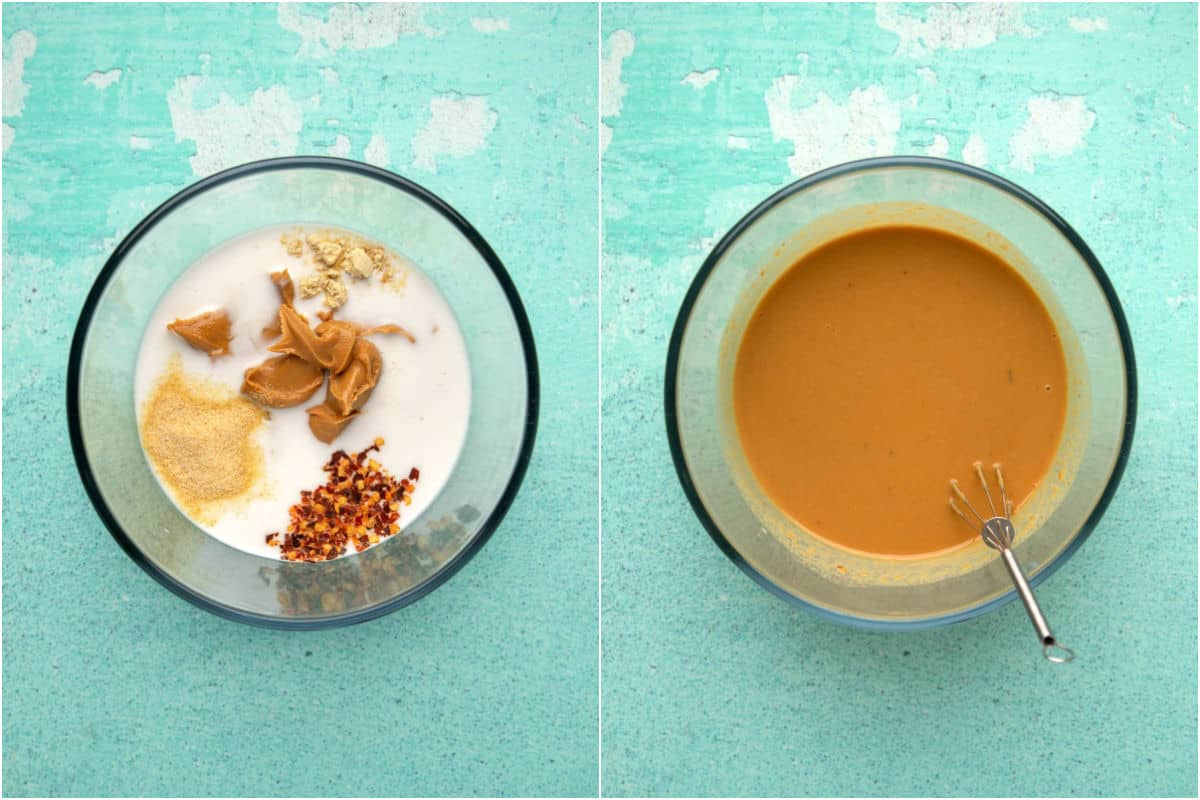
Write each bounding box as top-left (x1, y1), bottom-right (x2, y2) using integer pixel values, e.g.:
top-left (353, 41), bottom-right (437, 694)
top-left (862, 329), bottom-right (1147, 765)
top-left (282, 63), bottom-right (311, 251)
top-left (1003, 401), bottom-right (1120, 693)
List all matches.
top-left (999, 548), bottom-right (1074, 663)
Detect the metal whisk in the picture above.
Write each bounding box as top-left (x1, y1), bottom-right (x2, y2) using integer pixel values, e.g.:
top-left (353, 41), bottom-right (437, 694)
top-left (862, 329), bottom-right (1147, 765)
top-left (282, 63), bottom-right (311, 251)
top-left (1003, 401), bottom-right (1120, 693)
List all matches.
top-left (950, 462), bottom-right (1074, 664)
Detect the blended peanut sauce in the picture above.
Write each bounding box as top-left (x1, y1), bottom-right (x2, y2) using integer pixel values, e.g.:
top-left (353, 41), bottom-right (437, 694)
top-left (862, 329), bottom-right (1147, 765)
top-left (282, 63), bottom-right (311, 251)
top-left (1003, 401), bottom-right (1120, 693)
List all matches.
top-left (733, 225), bottom-right (1068, 557)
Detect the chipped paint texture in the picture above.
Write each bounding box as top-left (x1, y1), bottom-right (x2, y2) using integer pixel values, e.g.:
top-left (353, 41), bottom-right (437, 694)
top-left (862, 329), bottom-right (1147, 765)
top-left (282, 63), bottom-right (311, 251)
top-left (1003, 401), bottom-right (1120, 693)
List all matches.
top-left (876, 3), bottom-right (1036, 57)
top-left (3, 30), bottom-right (37, 153)
top-left (129, 135), bottom-right (151, 150)
top-left (682, 69), bottom-right (719, 89)
top-left (600, 29), bottom-right (635, 154)
top-left (962, 132), bottom-right (988, 166)
top-left (924, 132), bottom-right (950, 157)
top-left (166, 77), bottom-right (303, 176)
top-left (727, 135), bottom-right (749, 150)
top-left (471, 17), bottom-right (510, 33)
top-left (327, 133), bottom-right (351, 157)
top-left (277, 3), bottom-right (436, 58)
top-left (766, 77), bottom-right (900, 176)
top-left (411, 94), bottom-right (497, 172)
top-left (1069, 16), bottom-right (1109, 33)
top-left (84, 69), bottom-right (122, 90)
top-left (1009, 93), bottom-right (1096, 172)
top-left (364, 132), bottom-right (390, 166)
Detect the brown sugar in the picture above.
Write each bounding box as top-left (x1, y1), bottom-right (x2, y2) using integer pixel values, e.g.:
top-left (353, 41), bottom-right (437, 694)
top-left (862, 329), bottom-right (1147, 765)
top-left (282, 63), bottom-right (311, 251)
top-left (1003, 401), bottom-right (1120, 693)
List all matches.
top-left (140, 356), bottom-right (268, 524)
top-left (167, 309), bottom-right (233, 357)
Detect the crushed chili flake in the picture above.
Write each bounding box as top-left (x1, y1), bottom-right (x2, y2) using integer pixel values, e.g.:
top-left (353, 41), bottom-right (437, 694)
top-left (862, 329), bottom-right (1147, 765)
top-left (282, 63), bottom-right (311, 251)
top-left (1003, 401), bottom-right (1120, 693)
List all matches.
top-left (265, 439), bottom-right (419, 562)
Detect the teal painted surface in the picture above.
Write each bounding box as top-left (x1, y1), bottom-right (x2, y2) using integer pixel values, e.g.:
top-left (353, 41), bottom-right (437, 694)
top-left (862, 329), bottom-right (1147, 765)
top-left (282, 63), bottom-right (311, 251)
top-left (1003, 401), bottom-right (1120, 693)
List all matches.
top-left (3, 4), bottom-right (597, 797)
top-left (601, 4), bottom-right (1196, 797)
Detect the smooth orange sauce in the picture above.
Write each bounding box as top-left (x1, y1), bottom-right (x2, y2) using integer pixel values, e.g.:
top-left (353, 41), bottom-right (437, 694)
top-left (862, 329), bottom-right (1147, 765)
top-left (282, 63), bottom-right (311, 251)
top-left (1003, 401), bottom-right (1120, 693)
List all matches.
top-left (733, 225), bottom-right (1068, 557)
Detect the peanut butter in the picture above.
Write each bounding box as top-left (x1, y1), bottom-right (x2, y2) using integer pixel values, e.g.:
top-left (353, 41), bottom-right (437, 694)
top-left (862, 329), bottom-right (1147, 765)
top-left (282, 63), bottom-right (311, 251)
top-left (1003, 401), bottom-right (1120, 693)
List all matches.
top-left (326, 338), bottom-right (382, 416)
top-left (262, 271), bottom-right (296, 340)
top-left (307, 404), bottom-right (360, 444)
top-left (268, 305), bottom-right (356, 373)
top-left (167, 309), bottom-right (233, 357)
top-left (271, 269), bottom-right (295, 307)
top-left (241, 353), bottom-right (325, 408)
top-left (362, 323), bottom-right (416, 344)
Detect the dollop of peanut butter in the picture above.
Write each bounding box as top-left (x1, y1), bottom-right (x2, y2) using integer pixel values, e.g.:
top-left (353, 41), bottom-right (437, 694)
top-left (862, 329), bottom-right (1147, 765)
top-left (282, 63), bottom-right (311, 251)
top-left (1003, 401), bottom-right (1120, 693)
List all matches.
top-left (326, 338), bottom-right (383, 416)
top-left (362, 323), bottom-right (416, 344)
top-left (268, 305), bottom-right (356, 372)
top-left (307, 404), bottom-right (360, 444)
top-left (167, 309), bottom-right (233, 357)
top-left (271, 269), bottom-right (295, 306)
top-left (242, 354), bottom-right (324, 408)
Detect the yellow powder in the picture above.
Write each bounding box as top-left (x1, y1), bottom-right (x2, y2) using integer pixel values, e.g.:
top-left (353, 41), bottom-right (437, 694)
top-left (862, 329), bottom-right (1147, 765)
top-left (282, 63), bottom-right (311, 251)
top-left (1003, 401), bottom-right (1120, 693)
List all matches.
top-left (140, 355), bottom-right (268, 524)
top-left (283, 229), bottom-right (398, 307)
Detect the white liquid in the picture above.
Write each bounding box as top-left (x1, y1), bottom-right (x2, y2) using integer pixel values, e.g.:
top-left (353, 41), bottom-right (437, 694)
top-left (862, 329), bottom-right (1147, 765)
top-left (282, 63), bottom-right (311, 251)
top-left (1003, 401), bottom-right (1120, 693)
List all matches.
top-left (134, 225), bottom-right (471, 558)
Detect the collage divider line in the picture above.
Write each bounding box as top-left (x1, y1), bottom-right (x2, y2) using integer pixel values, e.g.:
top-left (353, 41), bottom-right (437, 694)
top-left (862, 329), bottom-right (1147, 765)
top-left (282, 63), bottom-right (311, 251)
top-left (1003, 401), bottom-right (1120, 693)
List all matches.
top-left (596, 4), bottom-right (604, 797)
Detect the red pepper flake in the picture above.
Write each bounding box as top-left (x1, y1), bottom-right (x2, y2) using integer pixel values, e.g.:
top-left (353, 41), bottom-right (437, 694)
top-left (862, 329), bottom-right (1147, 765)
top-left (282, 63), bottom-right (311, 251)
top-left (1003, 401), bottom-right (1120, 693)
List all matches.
top-left (264, 438), bottom-right (419, 563)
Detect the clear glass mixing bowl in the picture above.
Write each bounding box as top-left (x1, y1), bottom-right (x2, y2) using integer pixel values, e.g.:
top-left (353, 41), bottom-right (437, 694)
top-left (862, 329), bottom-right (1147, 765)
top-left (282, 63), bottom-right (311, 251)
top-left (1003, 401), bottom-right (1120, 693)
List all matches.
top-left (665, 157), bottom-right (1135, 628)
top-left (69, 157), bottom-right (538, 628)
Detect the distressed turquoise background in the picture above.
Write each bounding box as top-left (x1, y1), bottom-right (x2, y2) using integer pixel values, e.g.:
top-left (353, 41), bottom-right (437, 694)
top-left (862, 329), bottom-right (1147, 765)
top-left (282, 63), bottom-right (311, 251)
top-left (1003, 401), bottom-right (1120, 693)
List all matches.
top-left (3, 4), bottom-right (597, 797)
top-left (601, 3), bottom-right (1197, 797)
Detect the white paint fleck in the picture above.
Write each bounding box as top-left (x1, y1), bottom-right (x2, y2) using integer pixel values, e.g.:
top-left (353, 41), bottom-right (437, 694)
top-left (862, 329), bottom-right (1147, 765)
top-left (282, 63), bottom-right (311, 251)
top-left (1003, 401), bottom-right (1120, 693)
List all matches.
top-left (600, 30), bottom-right (635, 154)
top-left (727, 135), bottom-right (749, 150)
top-left (1169, 112), bottom-right (1187, 130)
top-left (1068, 16), bottom-right (1109, 33)
top-left (906, 93), bottom-right (920, 109)
top-left (319, 67), bottom-right (339, 85)
top-left (364, 132), bottom-right (390, 167)
top-left (470, 17), bottom-right (510, 33)
top-left (129, 135), bottom-right (152, 150)
top-left (411, 95), bottom-right (497, 173)
top-left (1009, 94), bottom-right (1096, 172)
top-left (569, 113), bottom-right (589, 131)
top-left (962, 132), bottom-right (988, 166)
top-left (924, 133), bottom-right (950, 157)
top-left (84, 68), bottom-right (122, 90)
top-left (916, 67), bottom-right (938, 85)
top-left (167, 76), bottom-right (304, 176)
top-left (765, 77), bottom-right (901, 176)
top-left (681, 69), bottom-right (719, 89)
top-left (327, 133), bottom-right (351, 158)
top-left (876, 3), bottom-right (1035, 58)
top-left (1166, 290), bottom-right (1195, 311)
top-left (3, 30), bottom-right (37, 152)
top-left (277, 4), bottom-right (436, 58)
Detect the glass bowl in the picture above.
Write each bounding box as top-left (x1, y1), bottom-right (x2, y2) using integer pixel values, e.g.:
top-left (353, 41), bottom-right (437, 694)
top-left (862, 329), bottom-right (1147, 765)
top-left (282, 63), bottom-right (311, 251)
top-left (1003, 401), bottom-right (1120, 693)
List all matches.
top-left (69, 157), bottom-right (538, 629)
top-left (665, 156), bottom-right (1135, 629)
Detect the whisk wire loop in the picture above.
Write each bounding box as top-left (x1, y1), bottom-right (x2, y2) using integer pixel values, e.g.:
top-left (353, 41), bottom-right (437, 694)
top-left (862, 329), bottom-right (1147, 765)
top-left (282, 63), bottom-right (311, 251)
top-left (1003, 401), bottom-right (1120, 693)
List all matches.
top-left (948, 461), bottom-right (1072, 665)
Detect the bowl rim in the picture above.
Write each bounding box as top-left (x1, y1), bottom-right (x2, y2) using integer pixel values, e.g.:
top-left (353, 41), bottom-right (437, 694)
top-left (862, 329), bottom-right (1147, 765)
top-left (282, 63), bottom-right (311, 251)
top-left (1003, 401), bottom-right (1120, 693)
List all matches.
top-left (67, 155), bottom-right (540, 630)
top-left (663, 155), bottom-right (1138, 630)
